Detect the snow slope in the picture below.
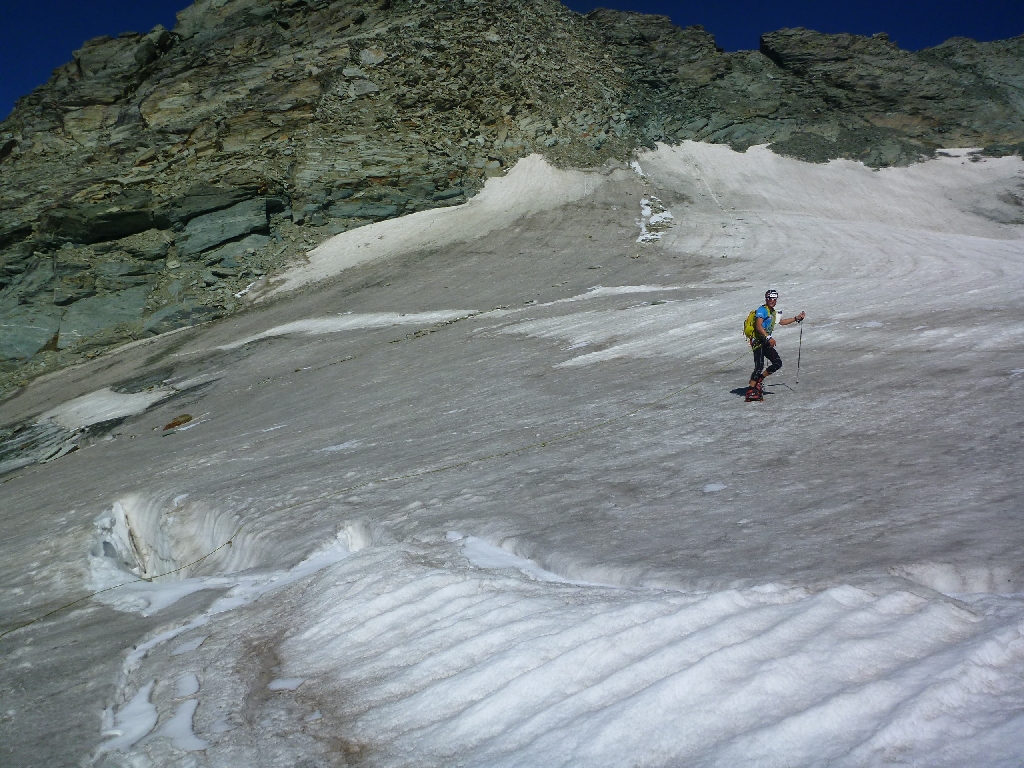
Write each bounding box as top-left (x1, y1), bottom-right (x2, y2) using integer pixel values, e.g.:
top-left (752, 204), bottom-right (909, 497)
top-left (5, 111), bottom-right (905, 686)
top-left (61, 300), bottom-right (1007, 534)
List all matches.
top-left (2, 143), bottom-right (1023, 767)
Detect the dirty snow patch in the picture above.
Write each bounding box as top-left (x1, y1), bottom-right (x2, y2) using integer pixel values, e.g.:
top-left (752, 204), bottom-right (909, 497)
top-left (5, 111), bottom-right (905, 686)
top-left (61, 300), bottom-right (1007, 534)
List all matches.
top-left (637, 196), bottom-right (674, 242)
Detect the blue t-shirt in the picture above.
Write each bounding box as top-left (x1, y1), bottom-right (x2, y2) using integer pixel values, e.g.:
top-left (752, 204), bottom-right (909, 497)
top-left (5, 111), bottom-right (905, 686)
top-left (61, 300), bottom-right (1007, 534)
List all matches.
top-left (755, 305), bottom-right (778, 337)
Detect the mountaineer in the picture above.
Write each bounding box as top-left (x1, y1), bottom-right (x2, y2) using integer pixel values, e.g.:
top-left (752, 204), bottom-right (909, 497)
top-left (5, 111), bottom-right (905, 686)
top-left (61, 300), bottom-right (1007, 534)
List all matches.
top-left (744, 290), bottom-right (805, 402)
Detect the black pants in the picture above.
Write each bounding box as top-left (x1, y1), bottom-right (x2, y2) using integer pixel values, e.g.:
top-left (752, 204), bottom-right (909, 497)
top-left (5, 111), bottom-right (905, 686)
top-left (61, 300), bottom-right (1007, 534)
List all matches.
top-left (751, 340), bottom-right (782, 379)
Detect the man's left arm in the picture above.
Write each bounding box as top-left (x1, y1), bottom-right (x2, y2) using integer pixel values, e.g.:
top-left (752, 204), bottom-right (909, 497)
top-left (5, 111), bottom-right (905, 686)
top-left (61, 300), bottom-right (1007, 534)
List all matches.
top-left (779, 312), bottom-right (806, 326)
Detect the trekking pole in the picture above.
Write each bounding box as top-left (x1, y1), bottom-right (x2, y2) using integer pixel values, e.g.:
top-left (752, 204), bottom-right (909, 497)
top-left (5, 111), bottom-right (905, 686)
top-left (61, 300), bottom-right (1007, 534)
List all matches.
top-left (796, 323), bottom-right (803, 384)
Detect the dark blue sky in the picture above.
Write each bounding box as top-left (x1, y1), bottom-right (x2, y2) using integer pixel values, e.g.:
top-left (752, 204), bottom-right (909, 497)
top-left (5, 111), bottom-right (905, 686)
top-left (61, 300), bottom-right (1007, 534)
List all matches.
top-left (2, 0), bottom-right (1022, 121)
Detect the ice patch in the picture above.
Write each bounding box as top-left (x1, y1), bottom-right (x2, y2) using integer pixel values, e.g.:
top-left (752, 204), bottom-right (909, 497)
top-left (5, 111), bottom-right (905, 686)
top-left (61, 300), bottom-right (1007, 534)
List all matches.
top-left (157, 699), bottom-right (208, 751)
top-left (126, 617), bottom-right (211, 670)
top-left (216, 311), bottom-right (475, 350)
top-left (171, 636), bottom-right (207, 656)
top-left (100, 681), bottom-right (158, 752)
top-left (462, 536), bottom-right (569, 583)
top-left (207, 537), bottom-right (351, 614)
top-left (91, 567), bottom-right (234, 616)
top-left (566, 284), bottom-right (681, 301)
top-left (320, 440), bottom-right (362, 453)
top-left (88, 498), bottom-right (238, 615)
top-left (175, 672), bottom-right (200, 698)
top-left (891, 562), bottom-right (1022, 595)
top-left (1011, 369), bottom-right (1024, 377)
top-left (702, 483), bottom-right (728, 493)
top-left (267, 678), bottom-right (305, 691)
top-left (630, 159), bottom-right (646, 177)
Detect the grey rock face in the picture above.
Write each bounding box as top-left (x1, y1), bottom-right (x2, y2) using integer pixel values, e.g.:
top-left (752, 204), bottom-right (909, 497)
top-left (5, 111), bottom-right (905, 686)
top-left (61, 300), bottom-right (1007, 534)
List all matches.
top-left (161, 185), bottom-right (258, 226)
top-left (1, 0), bottom-right (1022, 394)
top-left (202, 234), bottom-right (272, 267)
top-left (57, 285), bottom-right (150, 349)
top-left (328, 201), bottom-right (400, 220)
top-left (0, 306), bottom-right (61, 362)
top-left (176, 199), bottom-right (269, 258)
top-left (42, 190), bottom-right (162, 244)
top-left (142, 301), bottom-right (220, 336)
top-left (349, 80), bottom-right (381, 98)
top-left (95, 229), bottom-right (174, 261)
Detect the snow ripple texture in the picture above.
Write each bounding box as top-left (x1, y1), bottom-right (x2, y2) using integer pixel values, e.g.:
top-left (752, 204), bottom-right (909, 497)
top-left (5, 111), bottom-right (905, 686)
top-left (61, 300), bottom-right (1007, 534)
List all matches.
top-left (247, 545), bottom-right (1024, 768)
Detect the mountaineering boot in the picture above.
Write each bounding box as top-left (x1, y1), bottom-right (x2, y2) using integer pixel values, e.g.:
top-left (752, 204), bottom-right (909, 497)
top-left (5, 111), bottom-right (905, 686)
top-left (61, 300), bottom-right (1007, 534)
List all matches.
top-left (745, 386), bottom-right (762, 402)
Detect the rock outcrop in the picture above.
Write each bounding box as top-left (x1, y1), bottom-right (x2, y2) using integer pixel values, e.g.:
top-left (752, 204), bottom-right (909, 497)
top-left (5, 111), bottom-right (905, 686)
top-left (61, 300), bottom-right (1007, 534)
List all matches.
top-left (591, 14), bottom-right (1024, 164)
top-left (1, 0), bottom-right (1022, 395)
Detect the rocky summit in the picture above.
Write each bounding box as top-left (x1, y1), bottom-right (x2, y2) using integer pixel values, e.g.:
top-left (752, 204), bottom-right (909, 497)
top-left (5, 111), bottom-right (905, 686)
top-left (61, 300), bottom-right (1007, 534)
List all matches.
top-left (1, 0), bottom-right (1023, 394)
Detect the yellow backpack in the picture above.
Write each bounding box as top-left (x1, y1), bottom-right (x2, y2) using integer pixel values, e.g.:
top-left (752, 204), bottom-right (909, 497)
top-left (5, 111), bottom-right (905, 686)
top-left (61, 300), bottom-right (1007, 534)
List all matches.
top-left (743, 306), bottom-right (776, 342)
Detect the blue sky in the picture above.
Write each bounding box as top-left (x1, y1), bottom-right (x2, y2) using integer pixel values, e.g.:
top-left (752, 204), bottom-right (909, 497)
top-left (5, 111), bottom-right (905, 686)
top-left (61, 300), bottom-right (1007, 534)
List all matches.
top-left (2, 0), bottom-right (1022, 120)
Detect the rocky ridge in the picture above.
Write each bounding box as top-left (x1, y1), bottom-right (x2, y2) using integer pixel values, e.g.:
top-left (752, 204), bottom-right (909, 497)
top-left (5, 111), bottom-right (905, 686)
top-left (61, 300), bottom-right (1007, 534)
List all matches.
top-left (1, 0), bottom-right (1023, 396)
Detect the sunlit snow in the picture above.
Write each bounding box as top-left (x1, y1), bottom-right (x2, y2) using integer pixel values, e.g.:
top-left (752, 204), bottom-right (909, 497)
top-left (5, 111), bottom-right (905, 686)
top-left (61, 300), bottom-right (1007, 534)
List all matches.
top-left (40, 387), bottom-right (176, 431)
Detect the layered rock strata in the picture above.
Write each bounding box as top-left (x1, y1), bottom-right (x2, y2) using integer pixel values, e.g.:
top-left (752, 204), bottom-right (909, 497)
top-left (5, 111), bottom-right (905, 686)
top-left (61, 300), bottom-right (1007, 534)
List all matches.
top-left (1, 0), bottom-right (1022, 394)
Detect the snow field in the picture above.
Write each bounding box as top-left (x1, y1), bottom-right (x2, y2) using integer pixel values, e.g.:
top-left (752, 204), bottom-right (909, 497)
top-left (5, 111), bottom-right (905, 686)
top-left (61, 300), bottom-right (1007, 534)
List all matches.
top-left (88, 144), bottom-right (1024, 763)
top-left (5, 143), bottom-right (1024, 766)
